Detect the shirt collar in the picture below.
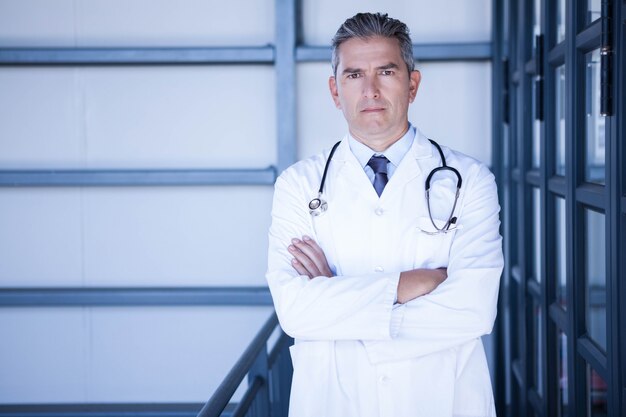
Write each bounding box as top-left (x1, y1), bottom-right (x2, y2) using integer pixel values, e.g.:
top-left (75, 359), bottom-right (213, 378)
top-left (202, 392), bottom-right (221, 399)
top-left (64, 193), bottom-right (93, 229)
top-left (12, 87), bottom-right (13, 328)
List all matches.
top-left (348, 123), bottom-right (416, 169)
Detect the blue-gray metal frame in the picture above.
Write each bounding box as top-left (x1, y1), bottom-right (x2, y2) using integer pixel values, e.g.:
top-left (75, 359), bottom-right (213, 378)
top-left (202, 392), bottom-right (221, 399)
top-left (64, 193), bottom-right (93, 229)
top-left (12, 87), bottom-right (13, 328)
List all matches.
top-left (0, 168), bottom-right (276, 187)
top-left (275, 0), bottom-right (298, 173)
top-left (491, 0), bottom-right (506, 415)
top-left (499, 0), bottom-right (625, 415)
top-left (295, 42), bottom-right (492, 62)
top-left (0, 403), bottom-right (207, 417)
top-left (0, 47), bottom-right (275, 65)
top-left (0, 287), bottom-right (272, 307)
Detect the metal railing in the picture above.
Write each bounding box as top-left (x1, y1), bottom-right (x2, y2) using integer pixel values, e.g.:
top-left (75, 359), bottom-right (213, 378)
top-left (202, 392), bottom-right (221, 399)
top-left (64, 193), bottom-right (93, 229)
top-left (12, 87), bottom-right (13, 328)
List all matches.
top-left (197, 312), bottom-right (293, 417)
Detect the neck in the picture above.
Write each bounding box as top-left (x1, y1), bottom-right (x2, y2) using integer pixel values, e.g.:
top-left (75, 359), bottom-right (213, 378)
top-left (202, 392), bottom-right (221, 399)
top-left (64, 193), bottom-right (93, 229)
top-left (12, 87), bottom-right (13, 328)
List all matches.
top-left (350, 124), bottom-right (409, 152)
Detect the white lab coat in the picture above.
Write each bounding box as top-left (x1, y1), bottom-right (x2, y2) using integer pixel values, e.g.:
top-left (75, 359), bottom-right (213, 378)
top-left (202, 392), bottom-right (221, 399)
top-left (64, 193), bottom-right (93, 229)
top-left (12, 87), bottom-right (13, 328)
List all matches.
top-left (266, 128), bottom-right (503, 417)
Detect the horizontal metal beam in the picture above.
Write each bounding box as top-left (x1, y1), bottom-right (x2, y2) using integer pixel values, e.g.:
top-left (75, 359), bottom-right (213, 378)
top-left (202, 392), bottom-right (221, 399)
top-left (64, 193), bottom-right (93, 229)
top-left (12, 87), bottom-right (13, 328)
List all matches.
top-left (0, 167), bottom-right (277, 187)
top-left (576, 183), bottom-right (606, 210)
top-left (525, 169), bottom-right (540, 186)
top-left (0, 47), bottom-right (275, 65)
top-left (0, 403), bottom-right (209, 417)
top-left (0, 286), bottom-right (273, 307)
top-left (575, 19), bottom-right (602, 51)
top-left (548, 176), bottom-right (566, 196)
top-left (296, 42), bottom-right (492, 62)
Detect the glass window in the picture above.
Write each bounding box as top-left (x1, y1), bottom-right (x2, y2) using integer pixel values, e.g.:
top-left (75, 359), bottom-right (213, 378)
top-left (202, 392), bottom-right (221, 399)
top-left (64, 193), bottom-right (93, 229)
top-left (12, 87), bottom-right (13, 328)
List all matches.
top-left (557, 0), bottom-right (566, 43)
top-left (585, 49), bottom-right (605, 184)
top-left (585, 209), bottom-right (607, 352)
top-left (532, 0), bottom-right (541, 41)
top-left (532, 188), bottom-right (541, 282)
top-left (587, 366), bottom-right (608, 416)
top-left (557, 330), bottom-right (568, 416)
top-left (555, 197), bottom-right (567, 308)
top-left (587, 0), bottom-right (601, 24)
top-left (555, 65), bottom-right (566, 176)
top-left (511, 279), bottom-right (520, 362)
top-left (531, 79), bottom-right (541, 168)
top-left (531, 301), bottom-right (543, 395)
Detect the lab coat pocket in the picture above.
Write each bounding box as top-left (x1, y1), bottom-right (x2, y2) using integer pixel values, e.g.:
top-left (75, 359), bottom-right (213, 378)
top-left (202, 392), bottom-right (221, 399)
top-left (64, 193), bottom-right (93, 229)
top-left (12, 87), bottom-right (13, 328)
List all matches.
top-left (413, 216), bottom-right (459, 269)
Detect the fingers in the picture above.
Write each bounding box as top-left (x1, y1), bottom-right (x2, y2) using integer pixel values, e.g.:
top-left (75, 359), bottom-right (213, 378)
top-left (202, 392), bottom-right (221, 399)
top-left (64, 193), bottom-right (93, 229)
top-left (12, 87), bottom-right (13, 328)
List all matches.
top-left (288, 235), bottom-right (333, 278)
top-left (291, 258), bottom-right (313, 278)
top-left (289, 243), bottom-right (321, 278)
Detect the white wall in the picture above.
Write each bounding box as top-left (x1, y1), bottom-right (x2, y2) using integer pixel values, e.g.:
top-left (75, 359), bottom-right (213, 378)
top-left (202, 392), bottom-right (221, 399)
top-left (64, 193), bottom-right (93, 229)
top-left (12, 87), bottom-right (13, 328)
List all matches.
top-left (0, 0), bottom-right (494, 404)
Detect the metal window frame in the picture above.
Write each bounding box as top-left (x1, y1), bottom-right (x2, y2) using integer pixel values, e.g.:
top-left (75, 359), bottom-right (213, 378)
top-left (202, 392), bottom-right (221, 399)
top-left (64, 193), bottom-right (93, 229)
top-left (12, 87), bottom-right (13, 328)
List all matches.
top-left (498, 0), bottom-right (624, 415)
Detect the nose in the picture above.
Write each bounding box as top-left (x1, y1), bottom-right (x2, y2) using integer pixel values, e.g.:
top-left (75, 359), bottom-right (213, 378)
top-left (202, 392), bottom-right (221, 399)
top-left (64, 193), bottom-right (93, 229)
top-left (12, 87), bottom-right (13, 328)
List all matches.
top-left (363, 76), bottom-right (380, 99)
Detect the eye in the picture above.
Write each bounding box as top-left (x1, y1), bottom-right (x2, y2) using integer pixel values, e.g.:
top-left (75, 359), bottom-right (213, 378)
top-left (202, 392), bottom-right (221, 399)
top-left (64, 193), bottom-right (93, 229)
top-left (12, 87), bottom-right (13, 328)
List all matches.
top-left (380, 70), bottom-right (394, 76)
top-left (346, 73), bottom-right (361, 79)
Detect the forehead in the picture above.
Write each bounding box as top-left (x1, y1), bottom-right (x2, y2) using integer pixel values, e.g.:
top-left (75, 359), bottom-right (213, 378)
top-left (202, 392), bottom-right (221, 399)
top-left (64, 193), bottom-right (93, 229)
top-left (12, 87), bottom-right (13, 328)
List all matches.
top-left (336, 36), bottom-right (404, 70)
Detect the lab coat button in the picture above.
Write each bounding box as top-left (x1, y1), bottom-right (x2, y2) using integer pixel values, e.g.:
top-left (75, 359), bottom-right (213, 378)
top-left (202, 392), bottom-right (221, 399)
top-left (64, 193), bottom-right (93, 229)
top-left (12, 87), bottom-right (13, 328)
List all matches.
top-left (379, 375), bottom-right (389, 384)
top-left (374, 266), bottom-right (384, 273)
top-left (375, 208), bottom-right (384, 216)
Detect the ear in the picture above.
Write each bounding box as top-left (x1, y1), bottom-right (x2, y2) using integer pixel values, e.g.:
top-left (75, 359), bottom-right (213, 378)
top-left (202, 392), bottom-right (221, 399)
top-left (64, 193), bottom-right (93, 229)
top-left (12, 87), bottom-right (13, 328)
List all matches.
top-left (328, 76), bottom-right (341, 109)
top-left (408, 70), bottom-right (421, 103)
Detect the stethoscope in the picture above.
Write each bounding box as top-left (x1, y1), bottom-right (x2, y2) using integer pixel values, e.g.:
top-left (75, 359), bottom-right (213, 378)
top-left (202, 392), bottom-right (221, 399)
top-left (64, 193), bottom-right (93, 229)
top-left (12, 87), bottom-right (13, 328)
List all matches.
top-left (308, 139), bottom-right (463, 235)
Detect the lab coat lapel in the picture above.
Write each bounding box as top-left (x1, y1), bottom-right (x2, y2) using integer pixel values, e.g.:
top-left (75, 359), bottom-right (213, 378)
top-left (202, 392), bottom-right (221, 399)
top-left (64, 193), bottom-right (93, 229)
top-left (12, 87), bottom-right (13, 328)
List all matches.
top-left (330, 137), bottom-right (380, 201)
top-left (380, 128), bottom-right (434, 201)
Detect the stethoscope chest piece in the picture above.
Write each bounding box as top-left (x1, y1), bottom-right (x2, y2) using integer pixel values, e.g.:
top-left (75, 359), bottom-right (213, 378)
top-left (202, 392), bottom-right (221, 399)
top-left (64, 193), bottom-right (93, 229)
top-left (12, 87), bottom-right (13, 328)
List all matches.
top-left (309, 194), bottom-right (328, 216)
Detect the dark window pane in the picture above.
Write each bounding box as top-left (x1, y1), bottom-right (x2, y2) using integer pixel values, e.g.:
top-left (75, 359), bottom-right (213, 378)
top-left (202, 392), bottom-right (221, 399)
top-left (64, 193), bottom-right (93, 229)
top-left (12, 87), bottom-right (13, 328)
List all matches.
top-left (532, 81), bottom-right (541, 168)
top-left (585, 49), bottom-right (605, 184)
top-left (557, 330), bottom-right (568, 416)
top-left (530, 0), bottom-right (541, 168)
top-left (555, 65), bottom-right (566, 176)
top-left (531, 301), bottom-right (543, 395)
top-left (532, 188), bottom-right (541, 282)
top-left (555, 197), bottom-right (567, 308)
top-left (587, 366), bottom-right (608, 416)
top-left (585, 209), bottom-right (606, 351)
top-left (511, 278), bottom-right (520, 362)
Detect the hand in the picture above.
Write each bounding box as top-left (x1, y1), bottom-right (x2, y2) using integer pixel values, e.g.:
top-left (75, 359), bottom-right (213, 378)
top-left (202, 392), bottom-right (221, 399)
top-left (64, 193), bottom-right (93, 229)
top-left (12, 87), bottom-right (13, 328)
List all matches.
top-left (288, 235), bottom-right (333, 279)
top-left (397, 267), bottom-right (447, 304)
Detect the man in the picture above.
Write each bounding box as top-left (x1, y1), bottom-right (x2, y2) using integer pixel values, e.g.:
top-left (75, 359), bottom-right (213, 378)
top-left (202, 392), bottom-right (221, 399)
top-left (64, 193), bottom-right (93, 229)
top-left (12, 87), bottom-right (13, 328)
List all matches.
top-left (266, 12), bottom-right (503, 417)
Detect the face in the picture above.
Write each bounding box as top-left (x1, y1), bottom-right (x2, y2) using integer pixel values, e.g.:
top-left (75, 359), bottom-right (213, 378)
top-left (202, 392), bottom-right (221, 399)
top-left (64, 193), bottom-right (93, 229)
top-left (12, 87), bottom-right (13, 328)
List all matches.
top-left (329, 36), bottom-right (421, 151)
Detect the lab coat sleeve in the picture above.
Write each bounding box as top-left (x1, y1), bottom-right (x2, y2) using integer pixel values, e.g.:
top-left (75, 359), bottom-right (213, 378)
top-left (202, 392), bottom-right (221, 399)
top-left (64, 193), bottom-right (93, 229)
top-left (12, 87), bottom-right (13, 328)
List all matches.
top-left (266, 170), bottom-right (402, 341)
top-left (363, 163), bottom-right (503, 364)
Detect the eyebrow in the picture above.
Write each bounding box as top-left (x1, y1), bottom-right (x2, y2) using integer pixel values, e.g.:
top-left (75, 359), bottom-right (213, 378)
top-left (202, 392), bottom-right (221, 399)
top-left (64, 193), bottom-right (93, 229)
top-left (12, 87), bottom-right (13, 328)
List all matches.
top-left (341, 62), bottom-right (400, 75)
top-left (377, 63), bottom-right (399, 71)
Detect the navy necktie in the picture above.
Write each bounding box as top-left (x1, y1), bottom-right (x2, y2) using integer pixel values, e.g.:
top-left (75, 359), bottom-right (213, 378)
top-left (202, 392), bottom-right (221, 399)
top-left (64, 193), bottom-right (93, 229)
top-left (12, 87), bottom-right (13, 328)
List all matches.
top-left (367, 155), bottom-right (389, 197)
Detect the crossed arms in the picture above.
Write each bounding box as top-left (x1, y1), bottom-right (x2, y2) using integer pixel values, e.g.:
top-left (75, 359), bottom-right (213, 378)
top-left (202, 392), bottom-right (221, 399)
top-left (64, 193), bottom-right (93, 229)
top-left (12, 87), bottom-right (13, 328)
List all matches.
top-left (288, 235), bottom-right (447, 304)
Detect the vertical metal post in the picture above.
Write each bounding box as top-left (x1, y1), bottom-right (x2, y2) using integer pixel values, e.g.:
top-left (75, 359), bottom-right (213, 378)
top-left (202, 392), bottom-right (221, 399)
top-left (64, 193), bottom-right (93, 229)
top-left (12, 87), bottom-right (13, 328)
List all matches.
top-left (491, 0), bottom-right (507, 414)
top-left (599, 0), bottom-right (612, 116)
top-left (248, 346), bottom-right (270, 417)
top-left (275, 0), bottom-right (298, 173)
top-left (279, 338), bottom-right (294, 417)
top-left (518, 0), bottom-right (532, 413)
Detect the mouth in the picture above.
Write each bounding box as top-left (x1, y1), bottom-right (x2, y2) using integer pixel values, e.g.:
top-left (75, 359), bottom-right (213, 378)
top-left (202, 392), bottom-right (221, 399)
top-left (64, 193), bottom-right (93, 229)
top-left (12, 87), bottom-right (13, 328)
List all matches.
top-left (360, 107), bottom-right (385, 113)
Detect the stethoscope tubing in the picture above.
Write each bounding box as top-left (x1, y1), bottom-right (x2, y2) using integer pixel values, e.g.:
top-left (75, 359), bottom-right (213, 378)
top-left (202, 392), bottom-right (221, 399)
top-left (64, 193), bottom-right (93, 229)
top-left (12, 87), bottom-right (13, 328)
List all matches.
top-left (308, 138), bottom-right (462, 233)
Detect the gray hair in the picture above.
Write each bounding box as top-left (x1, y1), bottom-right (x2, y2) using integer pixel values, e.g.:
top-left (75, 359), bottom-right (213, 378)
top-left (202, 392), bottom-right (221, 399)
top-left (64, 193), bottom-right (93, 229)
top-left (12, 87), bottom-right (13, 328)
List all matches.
top-left (331, 12), bottom-right (415, 77)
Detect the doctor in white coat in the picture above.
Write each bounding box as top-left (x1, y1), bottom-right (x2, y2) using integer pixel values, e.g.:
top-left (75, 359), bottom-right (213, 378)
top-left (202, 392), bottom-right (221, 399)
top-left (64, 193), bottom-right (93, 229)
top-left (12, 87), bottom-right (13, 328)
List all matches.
top-left (266, 12), bottom-right (503, 417)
